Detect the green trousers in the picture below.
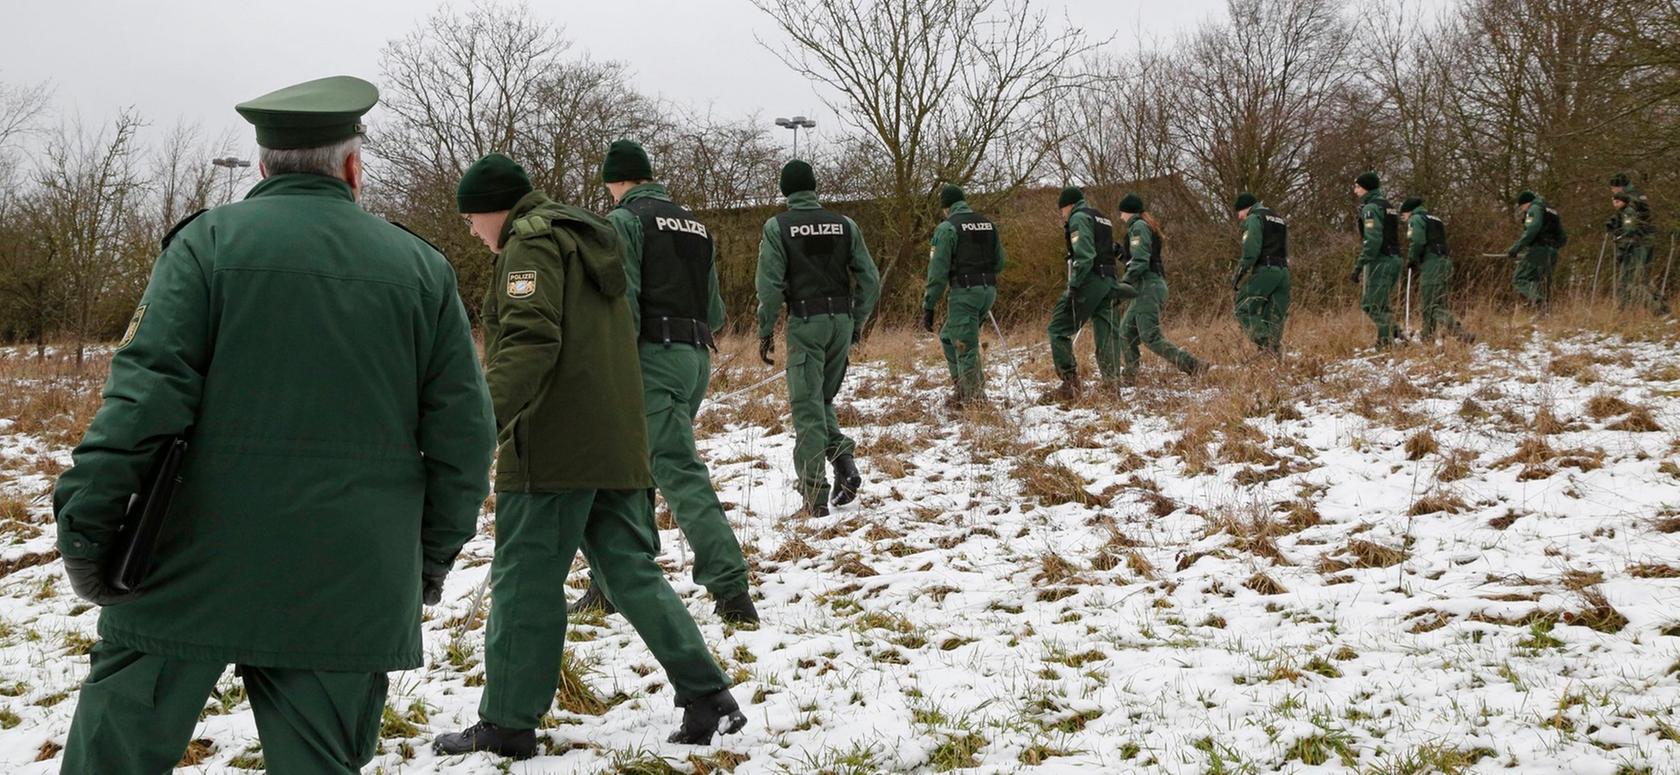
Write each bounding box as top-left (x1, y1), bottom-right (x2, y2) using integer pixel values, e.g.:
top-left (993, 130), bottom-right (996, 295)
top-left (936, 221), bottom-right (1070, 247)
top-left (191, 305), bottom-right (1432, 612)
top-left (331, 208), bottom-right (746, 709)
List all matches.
top-left (1047, 276), bottom-right (1122, 382)
top-left (1118, 274), bottom-right (1201, 378)
top-left (62, 642), bottom-right (386, 774)
top-left (939, 285), bottom-right (996, 400)
top-left (1616, 245), bottom-right (1668, 314)
top-left (479, 490), bottom-right (728, 729)
top-left (784, 314), bottom-right (856, 509)
top-left (588, 344), bottom-right (747, 602)
top-left (1235, 266), bottom-right (1290, 352)
top-left (1416, 255), bottom-right (1467, 340)
top-left (1359, 256), bottom-right (1402, 345)
top-left (1513, 246), bottom-right (1557, 306)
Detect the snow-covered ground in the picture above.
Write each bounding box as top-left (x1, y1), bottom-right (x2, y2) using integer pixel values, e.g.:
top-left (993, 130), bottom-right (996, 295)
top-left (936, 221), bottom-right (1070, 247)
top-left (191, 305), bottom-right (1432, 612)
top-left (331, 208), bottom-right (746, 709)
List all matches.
top-left (1, 330), bottom-right (1678, 773)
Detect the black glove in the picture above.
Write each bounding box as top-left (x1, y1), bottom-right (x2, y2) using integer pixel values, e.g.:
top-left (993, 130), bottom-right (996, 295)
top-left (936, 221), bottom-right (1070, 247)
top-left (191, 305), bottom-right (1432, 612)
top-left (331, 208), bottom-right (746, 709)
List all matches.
top-left (63, 556), bottom-right (141, 606)
top-left (1230, 273), bottom-right (1243, 292)
top-left (920, 308), bottom-right (936, 333)
top-left (1507, 248), bottom-right (1519, 259)
top-left (758, 336), bottom-right (774, 366)
top-left (851, 326), bottom-right (863, 345)
top-left (1605, 216), bottom-right (1618, 233)
top-left (1347, 268), bottom-right (1362, 285)
top-left (421, 564), bottom-right (447, 606)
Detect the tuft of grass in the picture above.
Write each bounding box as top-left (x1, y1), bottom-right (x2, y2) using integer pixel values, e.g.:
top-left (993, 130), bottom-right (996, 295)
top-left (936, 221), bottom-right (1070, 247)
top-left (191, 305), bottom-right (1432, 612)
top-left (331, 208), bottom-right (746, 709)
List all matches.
top-left (1403, 430), bottom-right (1439, 460)
top-left (1244, 572), bottom-right (1287, 595)
top-left (1012, 458), bottom-right (1106, 507)
top-left (927, 732), bottom-right (988, 772)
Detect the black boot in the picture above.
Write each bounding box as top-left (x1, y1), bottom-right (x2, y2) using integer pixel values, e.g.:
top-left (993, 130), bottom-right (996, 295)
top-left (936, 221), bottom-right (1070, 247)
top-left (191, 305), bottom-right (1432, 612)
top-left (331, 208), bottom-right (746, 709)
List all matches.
top-left (567, 583), bottom-right (617, 616)
top-left (432, 720), bottom-right (536, 759)
top-left (830, 455), bottom-right (862, 506)
top-left (668, 688), bottom-right (748, 745)
top-left (714, 590), bottom-right (760, 626)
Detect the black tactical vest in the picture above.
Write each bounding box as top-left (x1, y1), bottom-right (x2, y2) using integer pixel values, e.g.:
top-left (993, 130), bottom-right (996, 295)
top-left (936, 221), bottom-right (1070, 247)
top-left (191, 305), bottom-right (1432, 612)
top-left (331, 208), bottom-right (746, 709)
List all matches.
top-left (1537, 207), bottom-right (1566, 247)
top-left (1366, 198), bottom-right (1401, 256)
top-left (619, 197), bottom-right (713, 326)
top-left (1253, 207), bottom-right (1288, 266)
top-left (1119, 220), bottom-right (1166, 276)
top-left (946, 210), bottom-right (999, 277)
top-left (776, 208), bottom-right (853, 304)
top-left (1624, 198), bottom-right (1654, 241)
top-left (1063, 207), bottom-right (1116, 272)
top-left (1423, 214), bottom-right (1449, 257)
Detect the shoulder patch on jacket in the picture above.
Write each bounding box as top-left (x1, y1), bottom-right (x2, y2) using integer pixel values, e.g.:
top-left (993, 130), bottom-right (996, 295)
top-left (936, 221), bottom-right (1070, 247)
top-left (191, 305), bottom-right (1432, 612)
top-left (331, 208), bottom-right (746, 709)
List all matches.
top-left (118, 305), bottom-right (147, 349)
top-left (388, 220), bottom-right (444, 256)
top-left (161, 209), bottom-right (208, 250)
top-left (506, 271), bottom-right (538, 299)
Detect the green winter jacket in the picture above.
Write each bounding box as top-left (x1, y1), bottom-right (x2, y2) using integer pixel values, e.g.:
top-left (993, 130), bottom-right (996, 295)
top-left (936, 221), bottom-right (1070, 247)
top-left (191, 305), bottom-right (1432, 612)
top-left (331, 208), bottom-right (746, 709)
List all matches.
top-left (482, 190), bottom-right (652, 493)
top-left (53, 173), bottom-right (496, 672)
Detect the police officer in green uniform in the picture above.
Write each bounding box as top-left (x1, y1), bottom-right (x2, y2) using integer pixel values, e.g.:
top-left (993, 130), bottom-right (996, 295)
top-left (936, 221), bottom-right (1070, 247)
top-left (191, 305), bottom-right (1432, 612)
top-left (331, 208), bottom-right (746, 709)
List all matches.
top-left (1230, 192), bottom-right (1290, 355)
top-left (434, 154), bottom-right (744, 759)
top-left (1045, 186), bottom-right (1130, 400)
top-left (1114, 194), bottom-right (1203, 380)
top-left (565, 140), bottom-right (756, 626)
top-left (1399, 197), bottom-right (1475, 342)
top-left (921, 184), bottom-right (1007, 407)
top-left (1607, 173), bottom-right (1668, 315)
top-left (755, 160), bottom-right (881, 518)
top-left (53, 76), bottom-right (498, 774)
top-left (1507, 191), bottom-right (1567, 309)
top-left (1349, 172), bottom-right (1404, 347)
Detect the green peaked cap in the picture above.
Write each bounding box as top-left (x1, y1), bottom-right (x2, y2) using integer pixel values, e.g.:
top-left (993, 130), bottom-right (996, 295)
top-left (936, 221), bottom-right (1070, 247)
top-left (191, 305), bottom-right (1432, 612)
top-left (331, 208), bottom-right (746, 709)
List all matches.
top-left (236, 75), bottom-right (378, 150)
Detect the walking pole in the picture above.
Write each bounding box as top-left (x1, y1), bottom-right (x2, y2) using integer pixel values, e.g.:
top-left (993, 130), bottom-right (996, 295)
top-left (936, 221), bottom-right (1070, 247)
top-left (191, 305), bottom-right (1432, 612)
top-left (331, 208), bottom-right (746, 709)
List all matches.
top-left (1591, 233), bottom-right (1608, 300)
top-left (1664, 234), bottom-right (1677, 299)
top-left (1404, 266), bottom-right (1413, 335)
top-left (988, 310), bottom-right (1034, 405)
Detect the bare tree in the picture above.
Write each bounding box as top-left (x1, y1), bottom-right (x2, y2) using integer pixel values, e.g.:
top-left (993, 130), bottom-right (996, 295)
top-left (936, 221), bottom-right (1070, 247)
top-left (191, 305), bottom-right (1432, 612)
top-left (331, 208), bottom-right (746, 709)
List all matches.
top-left (1170, 0), bottom-right (1352, 213)
top-left (753, 0), bottom-right (1099, 314)
top-left (34, 109), bottom-right (148, 364)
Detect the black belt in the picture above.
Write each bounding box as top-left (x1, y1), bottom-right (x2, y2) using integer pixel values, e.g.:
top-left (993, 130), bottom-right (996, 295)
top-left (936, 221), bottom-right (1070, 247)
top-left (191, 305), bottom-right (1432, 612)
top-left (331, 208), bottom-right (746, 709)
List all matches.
top-left (788, 296), bottom-right (852, 318)
top-left (1093, 264), bottom-right (1118, 279)
top-left (950, 272), bottom-right (996, 288)
top-left (1262, 256), bottom-right (1288, 268)
top-left (641, 317), bottom-right (715, 350)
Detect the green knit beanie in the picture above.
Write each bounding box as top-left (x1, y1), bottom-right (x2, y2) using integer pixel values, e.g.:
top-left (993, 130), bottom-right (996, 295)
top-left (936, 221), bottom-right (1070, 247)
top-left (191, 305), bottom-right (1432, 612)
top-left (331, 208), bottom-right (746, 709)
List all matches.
top-left (939, 184), bottom-right (965, 209)
top-left (1609, 173), bottom-right (1630, 187)
top-left (457, 153), bottom-right (532, 213)
top-left (1118, 193), bottom-right (1144, 214)
top-left (1356, 171), bottom-right (1380, 191)
top-left (1400, 196), bottom-right (1423, 214)
top-left (1515, 190), bottom-right (1536, 206)
top-left (780, 160), bottom-right (816, 196)
top-left (601, 139), bottom-right (654, 183)
top-left (1233, 192), bottom-right (1257, 212)
top-left (1057, 186), bottom-right (1083, 208)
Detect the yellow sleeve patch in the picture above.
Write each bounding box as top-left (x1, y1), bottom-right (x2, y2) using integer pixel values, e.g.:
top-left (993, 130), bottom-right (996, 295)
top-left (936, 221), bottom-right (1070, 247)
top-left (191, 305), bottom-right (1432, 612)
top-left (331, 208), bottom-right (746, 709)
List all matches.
top-left (117, 305), bottom-right (147, 349)
top-left (506, 271), bottom-right (537, 299)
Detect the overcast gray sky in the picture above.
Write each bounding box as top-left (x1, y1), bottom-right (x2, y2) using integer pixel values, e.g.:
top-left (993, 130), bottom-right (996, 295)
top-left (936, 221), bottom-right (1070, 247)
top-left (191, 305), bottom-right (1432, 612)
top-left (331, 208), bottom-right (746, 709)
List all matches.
top-left (0, 0), bottom-right (1230, 157)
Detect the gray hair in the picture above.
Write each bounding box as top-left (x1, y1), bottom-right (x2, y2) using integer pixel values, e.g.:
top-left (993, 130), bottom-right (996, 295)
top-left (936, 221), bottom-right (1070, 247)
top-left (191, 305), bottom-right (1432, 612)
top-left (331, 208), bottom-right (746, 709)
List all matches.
top-left (258, 135), bottom-right (363, 179)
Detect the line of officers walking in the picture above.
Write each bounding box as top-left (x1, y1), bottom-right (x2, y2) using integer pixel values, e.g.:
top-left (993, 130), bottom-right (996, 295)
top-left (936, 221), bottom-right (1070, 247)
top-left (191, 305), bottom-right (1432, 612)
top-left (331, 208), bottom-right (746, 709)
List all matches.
top-left (42, 75), bottom-right (1673, 771)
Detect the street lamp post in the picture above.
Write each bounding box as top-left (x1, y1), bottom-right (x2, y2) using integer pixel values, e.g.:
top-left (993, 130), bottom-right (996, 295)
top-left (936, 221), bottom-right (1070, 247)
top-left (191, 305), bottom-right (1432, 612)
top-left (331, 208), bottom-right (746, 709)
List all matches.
top-left (211, 156), bottom-right (251, 202)
top-left (774, 116), bottom-right (817, 158)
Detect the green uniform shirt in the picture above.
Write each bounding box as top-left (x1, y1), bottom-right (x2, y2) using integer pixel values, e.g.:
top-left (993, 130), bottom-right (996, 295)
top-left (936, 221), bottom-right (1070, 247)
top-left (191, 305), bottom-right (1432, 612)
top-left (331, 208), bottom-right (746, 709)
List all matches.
top-left (483, 191), bottom-right (652, 492)
top-left (754, 190), bottom-right (882, 339)
top-left (922, 200), bottom-right (1007, 311)
top-left (606, 182), bottom-right (726, 335)
top-left (1508, 195), bottom-right (1552, 254)
top-left (1406, 208), bottom-right (1438, 265)
top-left (1065, 200), bottom-right (1101, 288)
top-left (1121, 216), bottom-right (1156, 287)
top-left (53, 173), bottom-right (496, 672)
top-left (1356, 189), bottom-right (1389, 270)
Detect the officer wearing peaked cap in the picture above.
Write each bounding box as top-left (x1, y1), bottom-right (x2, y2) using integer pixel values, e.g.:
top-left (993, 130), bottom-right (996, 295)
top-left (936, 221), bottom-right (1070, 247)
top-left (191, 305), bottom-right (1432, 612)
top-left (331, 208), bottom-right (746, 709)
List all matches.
top-left (55, 75), bottom-right (497, 774)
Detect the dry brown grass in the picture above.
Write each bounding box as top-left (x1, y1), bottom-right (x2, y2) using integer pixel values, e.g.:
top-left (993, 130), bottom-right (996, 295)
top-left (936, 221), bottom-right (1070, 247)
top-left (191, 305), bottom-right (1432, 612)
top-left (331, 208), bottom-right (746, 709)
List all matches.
top-left (1404, 430), bottom-right (1440, 460)
top-left (1013, 457), bottom-right (1107, 507)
